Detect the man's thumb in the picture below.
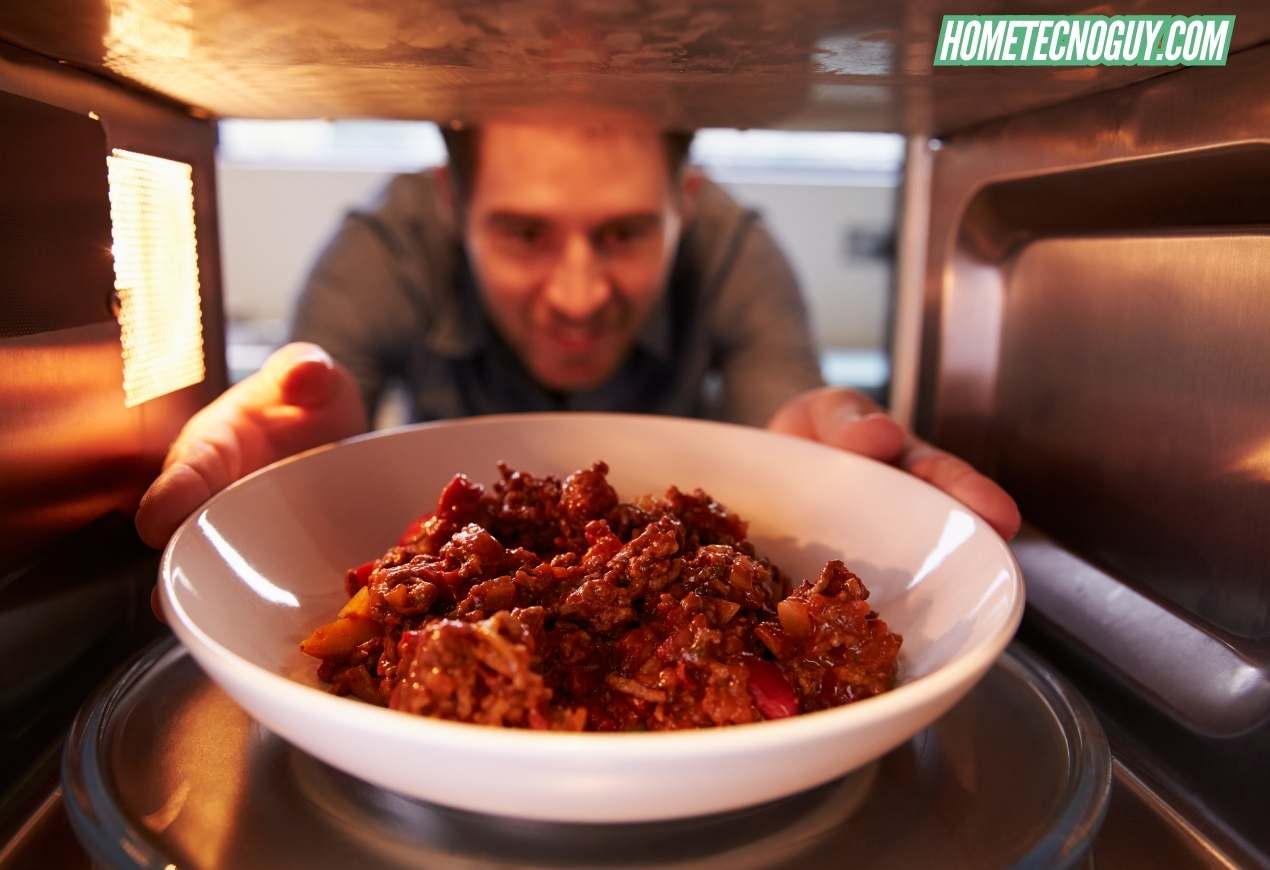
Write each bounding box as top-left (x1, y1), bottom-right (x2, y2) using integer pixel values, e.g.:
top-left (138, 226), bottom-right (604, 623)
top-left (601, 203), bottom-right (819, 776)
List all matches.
top-left (264, 342), bottom-right (338, 409)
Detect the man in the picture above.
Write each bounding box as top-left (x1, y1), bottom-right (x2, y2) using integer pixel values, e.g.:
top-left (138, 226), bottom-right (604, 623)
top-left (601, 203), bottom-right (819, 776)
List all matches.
top-left (135, 108), bottom-right (1019, 546)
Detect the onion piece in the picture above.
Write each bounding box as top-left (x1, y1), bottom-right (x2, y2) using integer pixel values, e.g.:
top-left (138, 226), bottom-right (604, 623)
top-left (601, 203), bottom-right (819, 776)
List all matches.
top-left (777, 598), bottom-right (812, 639)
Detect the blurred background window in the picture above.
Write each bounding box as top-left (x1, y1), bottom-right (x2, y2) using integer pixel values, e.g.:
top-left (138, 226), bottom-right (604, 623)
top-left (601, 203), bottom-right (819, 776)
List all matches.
top-left (216, 120), bottom-right (902, 412)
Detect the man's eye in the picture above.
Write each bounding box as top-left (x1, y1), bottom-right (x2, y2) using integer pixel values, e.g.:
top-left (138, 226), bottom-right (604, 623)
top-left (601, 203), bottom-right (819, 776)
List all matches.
top-left (594, 221), bottom-right (653, 251)
top-left (507, 224), bottom-right (544, 245)
top-left (492, 220), bottom-right (549, 248)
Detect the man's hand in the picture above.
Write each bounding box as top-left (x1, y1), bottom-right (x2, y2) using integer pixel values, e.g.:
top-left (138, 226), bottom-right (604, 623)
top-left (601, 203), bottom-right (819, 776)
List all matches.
top-left (767, 386), bottom-right (1021, 540)
top-left (135, 342), bottom-right (367, 549)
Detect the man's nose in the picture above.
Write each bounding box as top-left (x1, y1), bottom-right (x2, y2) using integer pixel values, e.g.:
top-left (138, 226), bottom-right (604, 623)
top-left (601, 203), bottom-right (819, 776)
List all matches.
top-left (543, 233), bottom-right (611, 321)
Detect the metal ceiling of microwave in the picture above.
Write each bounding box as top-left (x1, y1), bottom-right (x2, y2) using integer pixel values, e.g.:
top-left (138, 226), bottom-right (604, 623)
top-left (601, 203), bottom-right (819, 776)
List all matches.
top-left (1, 0), bottom-right (1268, 133)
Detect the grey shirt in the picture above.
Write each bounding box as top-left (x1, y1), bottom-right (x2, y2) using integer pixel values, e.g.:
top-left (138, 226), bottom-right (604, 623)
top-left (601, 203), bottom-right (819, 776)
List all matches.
top-left (291, 171), bottom-right (823, 427)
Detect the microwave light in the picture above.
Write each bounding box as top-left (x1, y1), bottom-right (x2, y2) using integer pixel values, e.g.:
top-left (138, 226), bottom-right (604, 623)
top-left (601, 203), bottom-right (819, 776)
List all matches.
top-left (106, 148), bottom-right (205, 408)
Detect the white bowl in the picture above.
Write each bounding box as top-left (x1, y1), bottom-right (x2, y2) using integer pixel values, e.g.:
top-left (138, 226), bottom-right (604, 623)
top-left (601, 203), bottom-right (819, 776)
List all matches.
top-left (160, 413), bottom-right (1023, 823)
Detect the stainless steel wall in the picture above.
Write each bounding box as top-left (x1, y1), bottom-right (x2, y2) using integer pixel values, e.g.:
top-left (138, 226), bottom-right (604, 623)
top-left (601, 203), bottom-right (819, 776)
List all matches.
top-left (908, 45), bottom-right (1270, 864)
top-left (0, 42), bottom-right (226, 571)
top-left (0, 44), bottom-right (225, 833)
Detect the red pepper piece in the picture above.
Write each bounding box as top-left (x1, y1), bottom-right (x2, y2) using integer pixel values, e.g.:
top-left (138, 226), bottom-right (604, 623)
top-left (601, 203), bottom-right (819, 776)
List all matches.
top-left (435, 474), bottom-right (484, 521)
top-left (747, 659), bottom-right (800, 719)
top-left (398, 513), bottom-right (432, 546)
top-left (352, 560), bottom-right (376, 587)
top-left (345, 559), bottom-right (377, 595)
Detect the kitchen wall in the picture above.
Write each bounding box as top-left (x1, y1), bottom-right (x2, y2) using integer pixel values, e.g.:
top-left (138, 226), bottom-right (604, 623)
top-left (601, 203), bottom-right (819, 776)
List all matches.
top-left (214, 124), bottom-right (901, 394)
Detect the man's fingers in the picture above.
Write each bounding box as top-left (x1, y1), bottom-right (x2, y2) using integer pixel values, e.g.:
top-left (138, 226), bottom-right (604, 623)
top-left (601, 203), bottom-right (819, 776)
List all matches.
top-left (769, 387), bottom-right (904, 463)
top-left (770, 387), bottom-right (1022, 540)
top-left (136, 461), bottom-right (216, 548)
top-left (278, 356), bottom-right (338, 409)
top-left (267, 343), bottom-right (338, 409)
top-left (259, 349), bottom-right (368, 458)
top-left (814, 409), bottom-right (906, 463)
top-left (164, 423), bottom-right (243, 484)
top-left (135, 342), bottom-right (365, 552)
top-left (904, 447), bottom-right (1022, 540)
top-left (139, 418), bottom-right (248, 547)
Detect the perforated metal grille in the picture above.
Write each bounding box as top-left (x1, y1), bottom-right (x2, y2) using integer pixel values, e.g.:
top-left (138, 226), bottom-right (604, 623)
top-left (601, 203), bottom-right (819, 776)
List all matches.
top-left (106, 149), bottom-right (205, 407)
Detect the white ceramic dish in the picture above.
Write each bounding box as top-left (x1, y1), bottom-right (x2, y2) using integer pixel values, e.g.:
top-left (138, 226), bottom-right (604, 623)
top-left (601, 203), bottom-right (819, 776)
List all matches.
top-left (160, 413), bottom-right (1023, 823)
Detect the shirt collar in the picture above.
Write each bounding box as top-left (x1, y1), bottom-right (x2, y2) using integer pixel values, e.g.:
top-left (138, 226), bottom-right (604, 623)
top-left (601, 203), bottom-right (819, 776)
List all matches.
top-left (423, 246), bottom-right (488, 358)
top-left (633, 290), bottom-right (674, 364)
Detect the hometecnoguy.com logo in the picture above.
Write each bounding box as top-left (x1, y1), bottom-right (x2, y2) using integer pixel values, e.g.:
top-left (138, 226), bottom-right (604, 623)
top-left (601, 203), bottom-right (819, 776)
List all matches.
top-left (934, 15), bottom-right (1234, 66)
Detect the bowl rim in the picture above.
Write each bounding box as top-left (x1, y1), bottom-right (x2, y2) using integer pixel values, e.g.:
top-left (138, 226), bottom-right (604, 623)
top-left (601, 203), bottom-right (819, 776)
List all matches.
top-left (160, 412), bottom-right (1025, 758)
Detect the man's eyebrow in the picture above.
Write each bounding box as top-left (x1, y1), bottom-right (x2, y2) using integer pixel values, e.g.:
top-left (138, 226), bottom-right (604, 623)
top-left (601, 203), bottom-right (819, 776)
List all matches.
top-left (593, 212), bottom-right (661, 230)
top-left (485, 211), bottom-right (548, 226)
top-left (485, 210), bottom-right (665, 233)
top-left (485, 211), bottom-right (662, 226)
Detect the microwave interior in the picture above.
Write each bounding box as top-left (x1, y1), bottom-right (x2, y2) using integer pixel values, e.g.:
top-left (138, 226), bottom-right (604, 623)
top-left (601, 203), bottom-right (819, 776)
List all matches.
top-left (1, 2), bottom-right (1268, 866)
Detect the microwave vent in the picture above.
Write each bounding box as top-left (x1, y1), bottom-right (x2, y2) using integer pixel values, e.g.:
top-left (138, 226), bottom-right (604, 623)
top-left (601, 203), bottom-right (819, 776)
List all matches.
top-left (106, 148), bottom-right (205, 407)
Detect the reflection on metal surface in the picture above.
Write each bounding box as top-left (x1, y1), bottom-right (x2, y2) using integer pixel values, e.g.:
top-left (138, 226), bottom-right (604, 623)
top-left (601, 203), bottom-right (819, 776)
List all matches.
top-left (814, 34), bottom-right (894, 77)
top-left (1229, 435), bottom-right (1270, 481)
top-left (108, 0), bottom-right (192, 62)
top-left (0, 90), bottom-right (114, 339)
top-left (0, 786), bottom-right (78, 869)
top-left (63, 639), bottom-right (1110, 869)
top-left (107, 148), bottom-right (205, 407)
top-left (0, 89), bottom-right (136, 570)
top-left (996, 234), bottom-right (1270, 639)
top-left (1095, 762), bottom-right (1242, 870)
top-left (4, 1), bottom-right (1270, 131)
top-left (888, 135), bottom-right (931, 427)
top-left (0, 326), bottom-right (144, 569)
top-left (103, 0), bottom-right (194, 113)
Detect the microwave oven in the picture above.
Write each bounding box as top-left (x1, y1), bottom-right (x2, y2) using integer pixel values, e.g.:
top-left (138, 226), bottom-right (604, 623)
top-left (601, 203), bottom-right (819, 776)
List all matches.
top-left (1, 3), bottom-right (1267, 866)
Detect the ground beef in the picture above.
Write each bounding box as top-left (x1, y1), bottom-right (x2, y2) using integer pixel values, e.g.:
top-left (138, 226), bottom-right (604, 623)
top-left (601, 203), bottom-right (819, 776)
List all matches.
top-left (301, 461), bottom-right (902, 731)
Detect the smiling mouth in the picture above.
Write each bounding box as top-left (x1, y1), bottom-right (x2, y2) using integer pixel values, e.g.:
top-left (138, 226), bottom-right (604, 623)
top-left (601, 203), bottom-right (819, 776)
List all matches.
top-left (547, 329), bottom-right (603, 354)
top-left (541, 317), bottom-right (624, 354)
top-left (535, 302), bottom-right (628, 360)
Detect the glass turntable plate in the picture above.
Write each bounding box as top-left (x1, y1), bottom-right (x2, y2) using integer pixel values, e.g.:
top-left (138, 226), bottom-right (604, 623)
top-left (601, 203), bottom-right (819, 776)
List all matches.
top-left (63, 639), bottom-right (1109, 869)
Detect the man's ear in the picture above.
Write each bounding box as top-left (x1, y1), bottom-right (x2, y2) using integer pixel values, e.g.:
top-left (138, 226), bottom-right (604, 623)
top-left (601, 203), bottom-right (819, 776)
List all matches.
top-left (677, 167), bottom-right (705, 224)
top-left (433, 164), bottom-right (458, 232)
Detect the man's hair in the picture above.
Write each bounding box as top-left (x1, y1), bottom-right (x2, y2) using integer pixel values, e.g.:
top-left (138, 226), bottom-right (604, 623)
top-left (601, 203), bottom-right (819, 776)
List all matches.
top-left (440, 125), bottom-right (696, 202)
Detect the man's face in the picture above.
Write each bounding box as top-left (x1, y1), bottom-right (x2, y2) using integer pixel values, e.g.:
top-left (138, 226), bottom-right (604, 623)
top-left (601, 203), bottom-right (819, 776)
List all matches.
top-left (459, 117), bottom-right (688, 392)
